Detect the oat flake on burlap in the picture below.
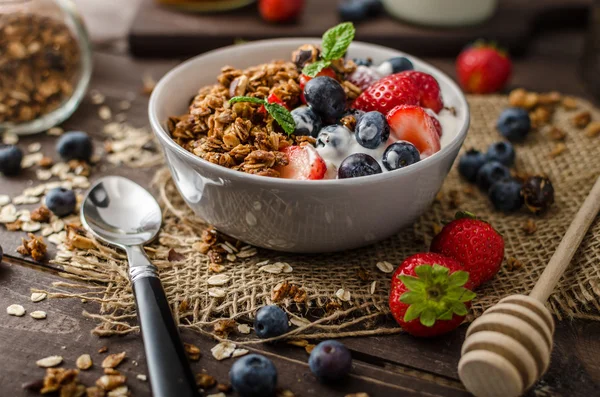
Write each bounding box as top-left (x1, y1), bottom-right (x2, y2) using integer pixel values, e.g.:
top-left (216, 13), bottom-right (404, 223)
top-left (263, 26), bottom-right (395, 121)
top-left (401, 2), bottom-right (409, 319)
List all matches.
top-left (46, 95), bottom-right (600, 341)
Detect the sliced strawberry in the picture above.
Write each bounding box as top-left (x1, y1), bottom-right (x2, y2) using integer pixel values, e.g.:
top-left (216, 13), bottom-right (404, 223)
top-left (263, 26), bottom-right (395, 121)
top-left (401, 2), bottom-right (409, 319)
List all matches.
top-left (387, 105), bottom-right (441, 157)
top-left (299, 67), bottom-right (338, 91)
top-left (276, 145), bottom-right (326, 180)
top-left (399, 71), bottom-right (443, 113)
top-left (258, 93), bottom-right (290, 114)
top-left (352, 73), bottom-right (419, 114)
top-left (430, 115), bottom-right (442, 137)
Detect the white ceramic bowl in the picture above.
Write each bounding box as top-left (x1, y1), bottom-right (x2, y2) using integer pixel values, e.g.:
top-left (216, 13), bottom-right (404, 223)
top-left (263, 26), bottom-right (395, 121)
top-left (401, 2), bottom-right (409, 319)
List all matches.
top-left (149, 39), bottom-right (469, 253)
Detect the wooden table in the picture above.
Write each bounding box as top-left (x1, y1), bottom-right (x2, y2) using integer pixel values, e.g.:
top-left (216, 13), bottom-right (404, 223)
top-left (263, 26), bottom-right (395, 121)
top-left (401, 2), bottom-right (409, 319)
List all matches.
top-left (1, 5), bottom-right (599, 396)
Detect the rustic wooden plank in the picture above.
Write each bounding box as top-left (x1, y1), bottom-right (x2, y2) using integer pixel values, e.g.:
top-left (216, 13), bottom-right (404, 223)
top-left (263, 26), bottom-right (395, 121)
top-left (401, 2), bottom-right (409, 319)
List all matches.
top-left (128, 0), bottom-right (590, 58)
top-left (0, 262), bottom-right (471, 396)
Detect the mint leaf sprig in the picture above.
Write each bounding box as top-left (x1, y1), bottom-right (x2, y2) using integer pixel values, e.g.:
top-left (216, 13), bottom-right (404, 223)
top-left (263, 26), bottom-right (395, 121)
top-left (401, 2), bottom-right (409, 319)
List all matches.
top-left (229, 96), bottom-right (296, 136)
top-left (302, 22), bottom-right (355, 78)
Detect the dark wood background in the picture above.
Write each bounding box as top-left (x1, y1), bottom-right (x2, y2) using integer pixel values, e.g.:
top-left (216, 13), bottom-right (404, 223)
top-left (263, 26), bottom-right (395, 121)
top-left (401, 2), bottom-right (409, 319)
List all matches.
top-left (1, 1), bottom-right (599, 396)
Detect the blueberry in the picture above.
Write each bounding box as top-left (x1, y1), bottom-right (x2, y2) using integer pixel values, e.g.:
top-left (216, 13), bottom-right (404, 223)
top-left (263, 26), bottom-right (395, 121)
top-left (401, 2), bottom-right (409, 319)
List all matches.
top-left (489, 178), bottom-right (523, 213)
top-left (382, 141), bottom-right (420, 171)
top-left (230, 354), bottom-right (277, 397)
top-left (458, 149), bottom-right (486, 182)
top-left (353, 58), bottom-right (372, 67)
top-left (309, 340), bottom-right (352, 382)
top-left (254, 305), bottom-right (289, 339)
top-left (304, 76), bottom-right (347, 124)
top-left (56, 131), bottom-right (93, 162)
top-left (316, 125), bottom-right (353, 153)
top-left (485, 141), bottom-right (515, 167)
top-left (338, 0), bottom-right (370, 22)
top-left (476, 161), bottom-right (511, 191)
top-left (338, 153), bottom-right (382, 179)
top-left (497, 108), bottom-right (531, 142)
top-left (291, 106), bottom-right (322, 137)
top-left (45, 187), bottom-right (77, 217)
top-left (0, 145), bottom-right (23, 176)
top-left (354, 111), bottom-right (389, 149)
top-left (376, 56), bottom-right (414, 76)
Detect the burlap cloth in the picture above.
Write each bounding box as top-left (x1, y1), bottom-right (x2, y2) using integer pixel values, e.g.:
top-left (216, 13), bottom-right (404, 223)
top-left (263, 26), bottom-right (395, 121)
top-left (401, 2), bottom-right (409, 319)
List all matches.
top-left (47, 94), bottom-right (600, 341)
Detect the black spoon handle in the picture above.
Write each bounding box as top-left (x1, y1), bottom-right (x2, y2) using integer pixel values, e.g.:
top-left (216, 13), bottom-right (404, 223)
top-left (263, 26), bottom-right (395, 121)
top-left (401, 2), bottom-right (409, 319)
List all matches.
top-left (128, 246), bottom-right (199, 397)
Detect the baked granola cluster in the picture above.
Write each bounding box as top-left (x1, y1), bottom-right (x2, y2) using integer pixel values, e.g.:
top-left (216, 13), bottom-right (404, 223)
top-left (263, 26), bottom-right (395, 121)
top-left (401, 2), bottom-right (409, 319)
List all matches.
top-left (168, 50), bottom-right (359, 177)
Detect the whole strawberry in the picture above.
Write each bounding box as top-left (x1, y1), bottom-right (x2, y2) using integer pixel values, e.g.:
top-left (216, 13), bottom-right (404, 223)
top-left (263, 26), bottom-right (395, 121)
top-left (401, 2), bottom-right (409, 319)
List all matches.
top-left (389, 253), bottom-right (476, 338)
top-left (430, 212), bottom-right (505, 287)
top-left (259, 0), bottom-right (304, 23)
top-left (456, 41), bottom-right (512, 94)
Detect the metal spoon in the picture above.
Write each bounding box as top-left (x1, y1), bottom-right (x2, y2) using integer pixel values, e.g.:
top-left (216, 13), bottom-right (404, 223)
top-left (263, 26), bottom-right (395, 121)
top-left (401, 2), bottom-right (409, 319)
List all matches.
top-left (81, 176), bottom-right (198, 397)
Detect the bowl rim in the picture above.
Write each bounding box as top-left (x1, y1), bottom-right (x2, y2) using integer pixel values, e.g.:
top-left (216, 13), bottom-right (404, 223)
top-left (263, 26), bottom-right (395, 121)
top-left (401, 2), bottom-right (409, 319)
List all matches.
top-left (149, 38), bottom-right (470, 188)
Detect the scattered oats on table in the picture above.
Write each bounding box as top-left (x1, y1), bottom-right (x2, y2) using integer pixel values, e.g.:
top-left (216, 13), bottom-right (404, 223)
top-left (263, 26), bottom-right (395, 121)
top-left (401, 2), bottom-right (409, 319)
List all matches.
top-left (31, 292), bottom-right (47, 302)
top-left (136, 374), bottom-right (147, 382)
top-left (36, 355), bottom-right (63, 368)
top-left (101, 351), bottom-right (126, 368)
top-left (211, 341), bottom-right (236, 361)
top-left (76, 354), bottom-right (93, 370)
top-left (7, 304), bottom-right (25, 316)
top-left (30, 310), bottom-right (47, 319)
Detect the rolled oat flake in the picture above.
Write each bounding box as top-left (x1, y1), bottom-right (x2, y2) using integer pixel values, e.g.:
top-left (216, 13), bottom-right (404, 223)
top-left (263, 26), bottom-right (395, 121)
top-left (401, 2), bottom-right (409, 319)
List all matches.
top-left (7, 304), bottom-right (25, 316)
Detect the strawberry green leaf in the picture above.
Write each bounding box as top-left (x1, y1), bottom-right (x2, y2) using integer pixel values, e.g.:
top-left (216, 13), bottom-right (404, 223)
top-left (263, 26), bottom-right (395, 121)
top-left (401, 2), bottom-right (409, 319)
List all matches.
top-left (398, 275), bottom-right (426, 292)
top-left (431, 264), bottom-right (449, 284)
top-left (455, 211), bottom-right (478, 220)
top-left (451, 302), bottom-right (468, 316)
top-left (414, 265), bottom-right (432, 281)
top-left (459, 290), bottom-right (476, 302)
top-left (438, 309), bottom-right (454, 321)
top-left (264, 102), bottom-right (296, 135)
top-left (321, 22), bottom-right (355, 61)
top-left (302, 59), bottom-right (331, 78)
top-left (404, 301), bottom-right (427, 322)
top-left (420, 308), bottom-right (437, 327)
top-left (445, 286), bottom-right (467, 301)
top-left (399, 291), bottom-right (423, 304)
top-left (229, 96), bottom-right (266, 105)
top-left (448, 270), bottom-right (469, 287)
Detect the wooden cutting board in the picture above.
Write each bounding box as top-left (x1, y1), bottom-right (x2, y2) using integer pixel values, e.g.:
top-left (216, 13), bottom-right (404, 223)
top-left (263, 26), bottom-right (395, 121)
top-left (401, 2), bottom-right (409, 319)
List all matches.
top-left (128, 0), bottom-right (590, 58)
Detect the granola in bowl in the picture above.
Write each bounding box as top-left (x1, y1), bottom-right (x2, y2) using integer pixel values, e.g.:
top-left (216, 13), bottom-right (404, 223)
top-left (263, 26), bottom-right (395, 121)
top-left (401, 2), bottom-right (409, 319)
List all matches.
top-left (167, 22), bottom-right (457, 181)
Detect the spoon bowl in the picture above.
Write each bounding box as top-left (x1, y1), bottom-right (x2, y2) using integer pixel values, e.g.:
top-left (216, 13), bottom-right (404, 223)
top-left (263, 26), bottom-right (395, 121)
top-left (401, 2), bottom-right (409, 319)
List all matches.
top-left (81, 176), bottom-right (161, 247)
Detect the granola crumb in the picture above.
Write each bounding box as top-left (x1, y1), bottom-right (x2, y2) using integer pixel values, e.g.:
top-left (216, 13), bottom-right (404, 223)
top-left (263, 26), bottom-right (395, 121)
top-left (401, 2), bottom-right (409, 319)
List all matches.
top-left (217, 383), bottom-right (232, 392)
top-left (561, 96), bottom-right (578, 110)
top-left (196, 373), bottom-right (216, 389)
top-left (506, 257), bottom-right (524, 271)
top-left (38, 156), bottom-right (54, 168)
top-left (522, 219), bottom-right (537, 235)
top-left (98, 346), bottom-right (108, 354)
top-left (30, 206), bottom-right (51, 223)
top-left (184, 343), bottom-right (202, 361)
top-left (548, 126), bottom-right (566, 141)
top-left (571, 111), bottom-right (591, 129)
top-left (585, 121), bottom-right (600, 137)
top-left (17, 233), bottom-right (47, 261)
top-left (549, 142), bottom-right (566, 158)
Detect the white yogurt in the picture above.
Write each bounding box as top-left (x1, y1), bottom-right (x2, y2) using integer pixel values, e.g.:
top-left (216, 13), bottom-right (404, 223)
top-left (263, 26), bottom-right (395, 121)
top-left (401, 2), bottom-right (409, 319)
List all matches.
top-left (316, 109), bottom-right (458, 179)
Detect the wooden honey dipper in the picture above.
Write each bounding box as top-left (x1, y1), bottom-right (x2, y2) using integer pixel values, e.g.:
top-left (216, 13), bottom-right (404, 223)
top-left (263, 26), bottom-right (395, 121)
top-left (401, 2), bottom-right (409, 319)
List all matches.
top-left (458, 175), bottom-right (600, 397)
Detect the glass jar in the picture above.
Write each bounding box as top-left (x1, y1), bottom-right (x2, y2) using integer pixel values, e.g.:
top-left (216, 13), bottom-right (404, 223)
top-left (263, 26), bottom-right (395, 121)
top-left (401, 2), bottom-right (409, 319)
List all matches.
top-left (0, 0), bottom-right (92, 135)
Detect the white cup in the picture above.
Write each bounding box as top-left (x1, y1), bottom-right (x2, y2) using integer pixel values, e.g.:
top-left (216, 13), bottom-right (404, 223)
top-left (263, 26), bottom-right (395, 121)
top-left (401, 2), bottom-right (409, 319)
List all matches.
top-left (381, 0), bottom-right (499, 27)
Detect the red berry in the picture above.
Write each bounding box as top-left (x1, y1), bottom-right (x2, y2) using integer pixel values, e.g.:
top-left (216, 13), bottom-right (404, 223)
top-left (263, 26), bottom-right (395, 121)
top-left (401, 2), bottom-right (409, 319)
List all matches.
top-left (398, 71), bottom-right (443, 113)
top-left (299, 67), bottom-right (337, 91)
top-left (389, 253), bottom-right (476, 338)
top-left (456, 42), bottom-right (512, 94)
top-left (352, 73), bottom-right (419, 114)
top-left (430, 116), bottom-right (442, 137)
top-left (276, 145), bottom-right (327, 180)
top-left (386, 105), bottom-right (441, 157)
top-left (259, 0), bottom-right (304, 23)
top-left (258, 93), bottom-right (290, 114)
top-left (430, 213), bottom-right (505, 287)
